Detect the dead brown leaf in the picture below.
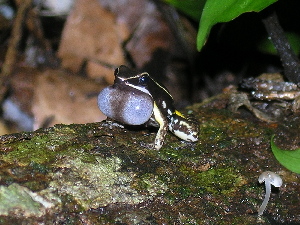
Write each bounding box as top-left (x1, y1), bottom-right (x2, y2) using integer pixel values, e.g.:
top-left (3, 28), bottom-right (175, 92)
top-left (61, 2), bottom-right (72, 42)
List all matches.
top-left (32, 69), bottom-right (106, 129)
top-left (58, 0), bottom-right (127, 82)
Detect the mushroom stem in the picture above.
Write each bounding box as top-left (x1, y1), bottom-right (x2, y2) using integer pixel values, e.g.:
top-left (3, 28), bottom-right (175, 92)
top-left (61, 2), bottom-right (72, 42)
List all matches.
top-left (258, 179), bottom-right (271, 217)
top-left (257, 171), bottom-right (282, 217)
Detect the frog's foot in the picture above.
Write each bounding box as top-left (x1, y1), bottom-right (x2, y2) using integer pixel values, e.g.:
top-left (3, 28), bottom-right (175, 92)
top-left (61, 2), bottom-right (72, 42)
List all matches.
top-left (140, 125), bottom-right (167, 150)
top-left (140, 142), bottom-right (157, 150)
top-left (153, 141), bottom-right (163, 150)
top-left (292, 95), bottom-right (300, 112)
top-left (140, 138), bottom-right (164, 150)
top-left (228, 92), bottom-right (276, 123)
top-left (102, 119), bottom-right (124, 129)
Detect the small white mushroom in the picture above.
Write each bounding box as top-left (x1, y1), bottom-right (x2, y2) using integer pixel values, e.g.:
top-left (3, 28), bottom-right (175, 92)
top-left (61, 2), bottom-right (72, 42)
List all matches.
top-left (258, 171), bottom-right (283, 217)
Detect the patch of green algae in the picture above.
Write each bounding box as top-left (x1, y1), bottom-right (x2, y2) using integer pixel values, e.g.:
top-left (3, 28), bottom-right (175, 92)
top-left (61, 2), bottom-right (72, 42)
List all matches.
top-left (48, 156), bottom-right (168, 210)
top-left (0, 125), bottom-right (95, 166)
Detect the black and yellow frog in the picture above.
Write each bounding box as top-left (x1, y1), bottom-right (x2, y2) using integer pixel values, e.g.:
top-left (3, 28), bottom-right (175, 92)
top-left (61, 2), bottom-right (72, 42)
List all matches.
top-left (98, 65), bottom-right (199, 150)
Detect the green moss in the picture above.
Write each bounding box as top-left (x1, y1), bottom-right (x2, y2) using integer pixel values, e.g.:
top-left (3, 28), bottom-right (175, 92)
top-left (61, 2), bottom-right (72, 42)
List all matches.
top-left (0, 125), bottom-right (97, 166)
top-left (1, 132), bottom-right (74, 166)
top-left (132, 173), bottom-right (168, 194)
top-left (191, 167), bottom-right (245, 195)
top-left (162, 165), bottom-right (246, 199)
top-left (29, 161), bottom-right (49, 174)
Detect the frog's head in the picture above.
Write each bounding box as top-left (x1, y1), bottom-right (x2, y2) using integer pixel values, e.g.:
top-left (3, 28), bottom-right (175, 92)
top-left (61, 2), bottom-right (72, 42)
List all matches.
top-left (97, 66), bottom-right (154, 125)
top-left (114, 65), bottom-right (151, 96)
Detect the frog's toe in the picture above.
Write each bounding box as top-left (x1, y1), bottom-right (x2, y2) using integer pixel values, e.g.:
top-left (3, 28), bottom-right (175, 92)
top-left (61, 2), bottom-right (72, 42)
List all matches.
top-left (140, 142), bottom-right (157, 150)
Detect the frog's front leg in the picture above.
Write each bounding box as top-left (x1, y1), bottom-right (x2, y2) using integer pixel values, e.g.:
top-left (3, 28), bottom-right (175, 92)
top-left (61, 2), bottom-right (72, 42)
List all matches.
top-left (152, 104), bottom-right (169, 150)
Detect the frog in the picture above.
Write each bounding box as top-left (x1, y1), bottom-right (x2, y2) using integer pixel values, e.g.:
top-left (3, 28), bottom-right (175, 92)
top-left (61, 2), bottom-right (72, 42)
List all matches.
top-left (228, 73), bottom-right (300, 122)
top-left (98, 65), bottom-right (199, 150)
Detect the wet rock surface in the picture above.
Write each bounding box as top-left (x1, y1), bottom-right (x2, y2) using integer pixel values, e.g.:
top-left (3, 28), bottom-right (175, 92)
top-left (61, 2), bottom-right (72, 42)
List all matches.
top-left (0, 92), bottom-right (299, 224)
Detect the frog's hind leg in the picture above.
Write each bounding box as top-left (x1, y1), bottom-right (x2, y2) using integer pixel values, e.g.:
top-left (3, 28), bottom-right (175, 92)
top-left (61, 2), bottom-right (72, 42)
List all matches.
top-left (168, 113), bottom-right (199, 142)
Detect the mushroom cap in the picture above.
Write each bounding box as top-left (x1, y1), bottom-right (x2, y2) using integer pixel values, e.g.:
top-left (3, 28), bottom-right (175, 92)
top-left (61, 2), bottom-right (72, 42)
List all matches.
top-left (258, 171), bottom-right (283, 187)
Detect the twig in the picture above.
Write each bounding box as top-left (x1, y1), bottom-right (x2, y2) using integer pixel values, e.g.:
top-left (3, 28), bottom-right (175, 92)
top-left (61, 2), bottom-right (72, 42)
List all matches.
top-left (0, 0), bottom-right (33, 100)
top-left (25, 5), bottom-right (53, 53)
top-left (262, 11), bottom-right (300, 85)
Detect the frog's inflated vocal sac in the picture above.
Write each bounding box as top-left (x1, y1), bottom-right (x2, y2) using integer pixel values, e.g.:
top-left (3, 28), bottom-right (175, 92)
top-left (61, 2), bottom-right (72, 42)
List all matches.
top-left (98, 65), bottom-right (199, 150)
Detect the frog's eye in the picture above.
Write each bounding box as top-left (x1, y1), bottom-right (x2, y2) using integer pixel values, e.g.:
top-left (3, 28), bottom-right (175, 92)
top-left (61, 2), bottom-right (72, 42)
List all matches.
top-left (139, 75), bottom-right (148, 86)
top-left (114, 68), bottom-right (120, 76)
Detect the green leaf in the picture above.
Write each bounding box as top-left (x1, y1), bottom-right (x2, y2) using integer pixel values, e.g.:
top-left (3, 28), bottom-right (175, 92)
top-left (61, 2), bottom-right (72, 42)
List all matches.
top-left (165, 0), bottom-right (278, 51)
top-left (197, 0), bottom-right (278, 51)
top-left (271, 135), bottom-right (300, 174)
